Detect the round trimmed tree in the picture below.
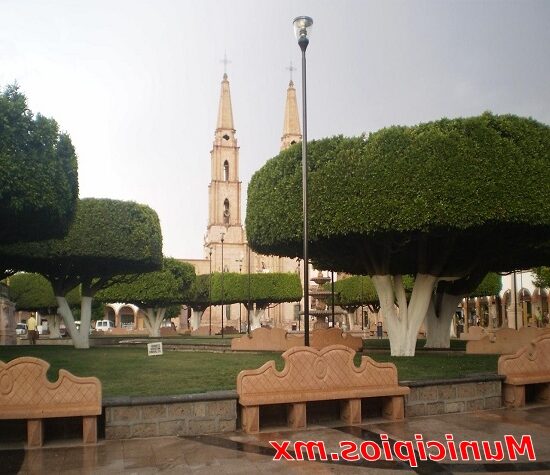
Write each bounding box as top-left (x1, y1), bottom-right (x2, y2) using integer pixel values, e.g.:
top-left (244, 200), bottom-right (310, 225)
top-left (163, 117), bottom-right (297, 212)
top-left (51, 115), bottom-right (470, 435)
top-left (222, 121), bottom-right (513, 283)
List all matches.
top-left (0, 85), bottom-right (78, 250)
top-left (185, 272), bottom-right (302, 331)
top-left (0, 198), bottom-right (163, 348)
top-left (246, 113), bottom-right (550, 356)
top-left (96, 258), bottom-right (195, 337)
top-left (8, 272), bottom-right (79, 338)
top-left (332, 275), bottom-right (414, 330)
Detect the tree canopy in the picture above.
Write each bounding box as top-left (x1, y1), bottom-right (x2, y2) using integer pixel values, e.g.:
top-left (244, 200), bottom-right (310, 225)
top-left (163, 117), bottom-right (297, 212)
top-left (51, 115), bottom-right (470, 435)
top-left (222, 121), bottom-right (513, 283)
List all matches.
top-left (209, 272), bottom-right (302, 309)
top-left (246, 113), bottom-right (550, 276)
top-left (246, 113), bottom-right (550, 355)
top-left (0, 84), bottom-right (78, 245)
top-left (533, 267), bottom-right (550, 288)
top-left (184, 274), bottom-right (212, 311)
top-left (469, 272), bottom-right (502, 298)
top-left (0, 198), bottom-right (163, 295)
top-left (96, 258), bottom-right (194, 337)
top-left (0, 198), bottom-right (163, 348)
top-left (96, 258), bottom-right (195, 308)
top-left (7, 273), bottom-right (79, 313)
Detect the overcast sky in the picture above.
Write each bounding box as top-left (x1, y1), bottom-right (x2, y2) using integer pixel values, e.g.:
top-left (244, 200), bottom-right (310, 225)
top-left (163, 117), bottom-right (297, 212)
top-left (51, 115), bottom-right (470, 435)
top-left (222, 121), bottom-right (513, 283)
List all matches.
top-left (2, 0), bottom-right (549, 259)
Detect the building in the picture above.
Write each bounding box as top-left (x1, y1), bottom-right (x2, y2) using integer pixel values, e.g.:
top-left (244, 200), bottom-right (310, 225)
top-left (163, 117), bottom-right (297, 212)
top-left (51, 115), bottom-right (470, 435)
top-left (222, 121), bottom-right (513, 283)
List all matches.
top-left (181, 73), bottom-right (304, 332)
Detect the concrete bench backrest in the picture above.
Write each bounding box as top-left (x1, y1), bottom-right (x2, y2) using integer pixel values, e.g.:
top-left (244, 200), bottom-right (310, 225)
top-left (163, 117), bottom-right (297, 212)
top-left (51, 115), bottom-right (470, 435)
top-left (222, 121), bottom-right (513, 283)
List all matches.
top-left (498, 334), bottom-right (550, 380)
top-left (0, 357), bottom-right (101, 419)
top-left (237, 344), bottom-right (401, 402)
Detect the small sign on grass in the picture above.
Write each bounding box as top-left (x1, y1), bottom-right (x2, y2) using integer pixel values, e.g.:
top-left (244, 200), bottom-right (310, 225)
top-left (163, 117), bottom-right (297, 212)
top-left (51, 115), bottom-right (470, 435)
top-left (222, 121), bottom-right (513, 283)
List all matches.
top-left (147, 342), bottom-right (163, 356)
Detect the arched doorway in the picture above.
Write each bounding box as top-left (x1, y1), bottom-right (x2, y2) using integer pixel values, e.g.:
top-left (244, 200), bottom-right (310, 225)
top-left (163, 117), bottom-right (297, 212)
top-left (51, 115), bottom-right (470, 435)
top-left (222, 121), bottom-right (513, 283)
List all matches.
top-left (518, 288), bottom-right (532, 326)
top-left (119, 306), bottom-right (135, 330)
top-left (105, 306), bottom-right (116, 323)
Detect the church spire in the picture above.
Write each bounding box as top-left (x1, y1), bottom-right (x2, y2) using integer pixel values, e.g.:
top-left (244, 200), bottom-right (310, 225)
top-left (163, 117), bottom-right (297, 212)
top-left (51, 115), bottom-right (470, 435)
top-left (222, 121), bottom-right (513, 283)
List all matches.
top-left (216, 73), bottom-right (235, 132)
top-left (280, 79), bottom-right (302, 150)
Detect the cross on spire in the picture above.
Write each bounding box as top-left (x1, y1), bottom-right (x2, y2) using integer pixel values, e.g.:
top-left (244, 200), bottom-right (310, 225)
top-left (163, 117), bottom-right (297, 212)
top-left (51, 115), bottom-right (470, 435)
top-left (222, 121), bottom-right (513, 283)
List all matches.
top-left (221, 52), bottom-right (231, 75)
top-left (286, 61), bottom-right (296, 82)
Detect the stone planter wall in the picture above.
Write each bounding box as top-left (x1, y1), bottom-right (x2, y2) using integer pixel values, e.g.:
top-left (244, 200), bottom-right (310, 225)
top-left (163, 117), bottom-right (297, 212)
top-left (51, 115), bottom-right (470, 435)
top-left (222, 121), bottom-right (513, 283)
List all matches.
top-left (103, 391), bottom-right (237, 440)
top-left (103, 376), bottom-right (504, 439)
top-left (403, 375), bottom-right (503, 417)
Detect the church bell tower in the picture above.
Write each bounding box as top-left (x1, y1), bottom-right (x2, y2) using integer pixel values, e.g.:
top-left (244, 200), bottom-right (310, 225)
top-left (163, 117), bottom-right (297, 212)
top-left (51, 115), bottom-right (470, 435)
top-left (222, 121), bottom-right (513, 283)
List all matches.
top-left (204, 73), bottom-right (245, 272)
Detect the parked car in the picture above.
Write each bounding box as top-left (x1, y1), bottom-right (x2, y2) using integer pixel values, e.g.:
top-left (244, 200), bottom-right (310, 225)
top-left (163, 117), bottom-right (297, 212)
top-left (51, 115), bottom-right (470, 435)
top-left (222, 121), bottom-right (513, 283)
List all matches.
top-left (16, 323), bottom-right (28, 335)
top-left (95, 320), bottom-right (115, 332)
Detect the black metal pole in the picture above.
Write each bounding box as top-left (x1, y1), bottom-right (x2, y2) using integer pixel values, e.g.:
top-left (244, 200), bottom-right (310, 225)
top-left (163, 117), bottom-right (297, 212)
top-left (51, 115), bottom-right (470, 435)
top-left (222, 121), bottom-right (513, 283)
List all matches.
top-left (247, 243), bottom-right (251, 335)
top-left (361, 276), bottom-right (364, 331)
top-left (221, 234), bottom-right (225, 338)
top-left (513, 270), bottom-right (518, 329)
top-left (331, 271), bottom-right (335, 327)
top-left (299, 37), bottom-right (310, 347)
top-left (239, 264), bottom-right (242, 333)
top-left (209, 249), bottom-right (212, 335)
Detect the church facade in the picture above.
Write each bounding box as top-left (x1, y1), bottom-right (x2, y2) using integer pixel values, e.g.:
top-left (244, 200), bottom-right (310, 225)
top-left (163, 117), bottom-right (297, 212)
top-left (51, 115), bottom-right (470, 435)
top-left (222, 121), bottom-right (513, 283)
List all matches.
top-left (182, 73), bottom-right (303, 332)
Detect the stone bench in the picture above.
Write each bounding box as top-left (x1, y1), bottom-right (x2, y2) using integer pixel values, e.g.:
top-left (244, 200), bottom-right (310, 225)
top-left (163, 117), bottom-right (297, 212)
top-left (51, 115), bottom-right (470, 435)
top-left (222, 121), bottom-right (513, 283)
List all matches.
top-left (236, 344), bottom-right (409, 433)
top-left (0, 357), bottom-right (102, 448)
top-left (498, 334), bottom-right (550, 408)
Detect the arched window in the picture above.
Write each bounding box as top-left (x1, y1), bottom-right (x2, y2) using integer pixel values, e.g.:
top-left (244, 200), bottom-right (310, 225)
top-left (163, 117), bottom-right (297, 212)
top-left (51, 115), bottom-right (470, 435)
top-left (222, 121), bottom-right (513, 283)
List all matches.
top-left (223, 160), bottom-right (229, 181)
top-left (223, 198), bottom-right (230, 225)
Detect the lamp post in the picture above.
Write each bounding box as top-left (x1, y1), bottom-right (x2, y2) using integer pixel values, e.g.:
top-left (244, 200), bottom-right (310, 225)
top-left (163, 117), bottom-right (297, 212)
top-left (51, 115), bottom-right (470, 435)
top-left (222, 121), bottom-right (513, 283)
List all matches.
top-left (293, 15), bottom-right (313, 346)
top-left (237, 256), bottom-right (243, 333)
top-left (247, 242), bottom-right (251, 335)
top-left (331, 270), bottom-right (335, 327)
top-left (361, 275), bottom-right (364, 331)
top-left (513, 270), bottom-right (518, 329)
top-left (209, 247), bottom-right (212, 336)
top-left (221, 232), bottom-right (225, 338)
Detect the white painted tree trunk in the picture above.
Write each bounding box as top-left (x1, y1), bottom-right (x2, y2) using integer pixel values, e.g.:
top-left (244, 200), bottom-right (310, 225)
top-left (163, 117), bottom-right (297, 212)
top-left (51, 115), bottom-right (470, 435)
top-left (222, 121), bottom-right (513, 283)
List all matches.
top-left (45, 314), bottom-right (63, 339)
top-left (142, 308), bottom-right (166, 337)
top-left (250, 307), bottom-right (265, 330)
top-left (190, 309), bottom-right (204, 331)
top-left (56, 296), bottom-right (93, 349)
top-left (424, 293), bottom-right (464, 348)
top-left (372, 274), bottom-right (437, 356)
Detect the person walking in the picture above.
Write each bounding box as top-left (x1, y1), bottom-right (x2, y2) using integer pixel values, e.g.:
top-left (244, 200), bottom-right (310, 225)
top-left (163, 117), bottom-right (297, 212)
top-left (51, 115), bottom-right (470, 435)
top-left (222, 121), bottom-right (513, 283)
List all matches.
top-left (27, 314), bottom-right (38, 345)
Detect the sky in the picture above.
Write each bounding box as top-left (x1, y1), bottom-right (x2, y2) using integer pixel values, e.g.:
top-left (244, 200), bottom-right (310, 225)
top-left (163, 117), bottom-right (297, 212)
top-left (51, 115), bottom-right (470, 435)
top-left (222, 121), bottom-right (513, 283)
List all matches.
top-left (1, 0), bottom-right (549, 260)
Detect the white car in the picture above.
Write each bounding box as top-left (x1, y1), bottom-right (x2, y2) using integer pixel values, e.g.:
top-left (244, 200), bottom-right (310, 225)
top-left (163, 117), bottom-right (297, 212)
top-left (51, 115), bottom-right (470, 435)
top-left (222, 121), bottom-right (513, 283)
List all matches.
top-left (95, 320), bottom-right (115, 332)
top-left (16, 323), bottom-right (28, 335)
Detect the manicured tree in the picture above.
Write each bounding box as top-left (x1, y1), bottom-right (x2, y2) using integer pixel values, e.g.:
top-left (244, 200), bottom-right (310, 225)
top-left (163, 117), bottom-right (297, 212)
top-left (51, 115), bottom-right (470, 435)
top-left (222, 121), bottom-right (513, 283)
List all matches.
top-left (331, 275), bottom-right (414, 329)
top-left (235, 273), bottom-right (302, 330)
top-left (205, 272), bottom-right (302, 330)
top-left (0, 198), bottom-right (163, 348)
top-left (0, 85), bottom-right (78, 254)
top-left (183, 274), bottom-right (212, 331)
top-left (424, 272), bottom-right (502, 347)
top-left (246, 113), bottom-right (550, 356)
top-left (96, 258), bottom-right (195, 337)
top-left (7, 272), bottom-right (79, 338)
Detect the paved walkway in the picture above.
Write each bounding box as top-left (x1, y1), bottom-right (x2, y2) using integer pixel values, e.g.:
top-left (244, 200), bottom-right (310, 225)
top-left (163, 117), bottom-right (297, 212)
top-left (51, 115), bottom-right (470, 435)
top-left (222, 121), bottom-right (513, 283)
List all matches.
top-left (2, 405), bottom-right (550, 474)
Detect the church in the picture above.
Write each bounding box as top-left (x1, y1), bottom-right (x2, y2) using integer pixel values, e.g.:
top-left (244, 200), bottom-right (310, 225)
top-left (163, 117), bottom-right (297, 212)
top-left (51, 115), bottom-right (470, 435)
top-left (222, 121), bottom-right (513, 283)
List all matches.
top-left (181, 72), bottom-right (304, 332)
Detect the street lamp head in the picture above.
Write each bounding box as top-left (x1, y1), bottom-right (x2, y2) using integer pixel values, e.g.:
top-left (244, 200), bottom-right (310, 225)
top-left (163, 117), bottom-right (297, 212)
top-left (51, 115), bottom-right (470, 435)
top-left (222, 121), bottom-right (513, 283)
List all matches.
top-left (293, 16), bottom-right (313, 50)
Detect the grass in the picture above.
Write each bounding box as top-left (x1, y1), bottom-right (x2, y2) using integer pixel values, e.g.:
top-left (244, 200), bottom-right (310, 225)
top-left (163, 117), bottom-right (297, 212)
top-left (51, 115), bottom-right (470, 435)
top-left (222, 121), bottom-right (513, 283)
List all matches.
top-left (0, 344), bottom-right (498, 398)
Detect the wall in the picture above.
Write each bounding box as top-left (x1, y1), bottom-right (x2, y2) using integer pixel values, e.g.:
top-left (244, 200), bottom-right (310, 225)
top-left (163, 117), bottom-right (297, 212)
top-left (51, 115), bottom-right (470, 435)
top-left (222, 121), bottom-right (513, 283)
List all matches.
top-left (103, 376), bottom-right (503, 439)
top-left (104, 391), bottom-right (237, 440)
top-left (404, 376), bottom-right (502, 417)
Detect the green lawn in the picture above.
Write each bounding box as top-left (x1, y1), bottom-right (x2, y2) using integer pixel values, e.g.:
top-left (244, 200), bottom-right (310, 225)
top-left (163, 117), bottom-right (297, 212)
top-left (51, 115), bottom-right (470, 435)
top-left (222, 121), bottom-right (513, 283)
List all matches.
top-left (0, 345), bottom-right (498, 398)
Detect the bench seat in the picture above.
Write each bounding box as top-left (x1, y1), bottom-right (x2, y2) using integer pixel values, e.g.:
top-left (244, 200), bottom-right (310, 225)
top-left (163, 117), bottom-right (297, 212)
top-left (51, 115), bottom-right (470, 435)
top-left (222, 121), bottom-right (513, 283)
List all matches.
top-left (0, 357), bottom-right (101, 448)
top-left (237, 345), bottom-right (409, 433)
top-left (498, 335), bottom-right (550, 408)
